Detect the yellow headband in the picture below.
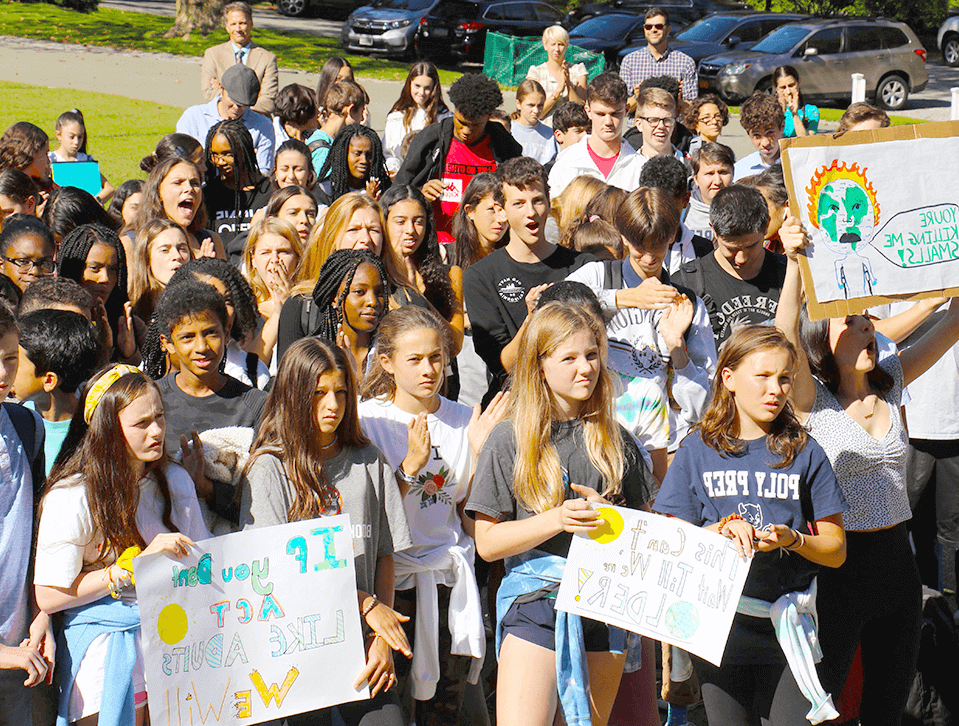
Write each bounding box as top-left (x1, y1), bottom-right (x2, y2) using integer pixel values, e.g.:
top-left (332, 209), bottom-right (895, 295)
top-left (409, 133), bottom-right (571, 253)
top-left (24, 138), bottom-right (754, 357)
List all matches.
top-left (83, 364), bottom-right (141, 425)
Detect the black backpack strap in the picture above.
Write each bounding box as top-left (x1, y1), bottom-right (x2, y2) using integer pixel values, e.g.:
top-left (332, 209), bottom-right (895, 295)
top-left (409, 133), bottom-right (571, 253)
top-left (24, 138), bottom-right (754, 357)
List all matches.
top-left (308, 137), bottom-right (331, 153)
top-left (299, 296), bottom-right (323, 337)
top-left (602, 259), bottom-right (624, 290)
top-left (245, 352), bottom-right (260, 388)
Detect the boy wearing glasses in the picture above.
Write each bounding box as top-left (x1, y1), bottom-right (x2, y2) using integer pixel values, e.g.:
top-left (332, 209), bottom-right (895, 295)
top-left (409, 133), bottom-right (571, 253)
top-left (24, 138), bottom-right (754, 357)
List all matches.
top-left (547, 72), bottom-right (643, 196)
top-left (620, 7), bottom-right (698, 105)
top-left (634, 86), bottom-right (687, 165)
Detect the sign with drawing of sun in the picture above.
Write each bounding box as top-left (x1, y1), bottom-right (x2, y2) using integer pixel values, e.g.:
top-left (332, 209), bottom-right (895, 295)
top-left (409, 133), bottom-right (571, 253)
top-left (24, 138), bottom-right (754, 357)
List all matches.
top-left (781, 121), bottom-right (959, 317)
top-left (133, 514), bottom-right (367, 725)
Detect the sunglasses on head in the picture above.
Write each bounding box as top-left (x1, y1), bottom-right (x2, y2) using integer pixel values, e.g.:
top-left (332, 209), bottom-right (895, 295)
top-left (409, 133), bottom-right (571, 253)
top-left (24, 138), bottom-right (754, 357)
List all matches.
top-left (645, 22), bottom-right (665, 30)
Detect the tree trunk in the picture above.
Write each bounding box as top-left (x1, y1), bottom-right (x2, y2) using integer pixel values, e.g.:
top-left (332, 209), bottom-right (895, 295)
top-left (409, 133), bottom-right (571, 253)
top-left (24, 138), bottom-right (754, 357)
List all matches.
top-left (162, 0), bottom-right (225, 40)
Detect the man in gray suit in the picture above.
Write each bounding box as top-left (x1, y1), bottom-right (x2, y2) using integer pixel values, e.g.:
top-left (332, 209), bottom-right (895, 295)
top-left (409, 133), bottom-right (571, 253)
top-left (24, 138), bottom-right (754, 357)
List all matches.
top-left (201, 1), bottom-right (279, 116)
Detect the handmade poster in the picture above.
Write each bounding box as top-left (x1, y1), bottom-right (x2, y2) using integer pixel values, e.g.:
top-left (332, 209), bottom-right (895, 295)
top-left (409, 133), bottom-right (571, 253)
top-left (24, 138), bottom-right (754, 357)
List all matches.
top-left (134, 515), bottom-right (368, 726)
top-left (50, 161), bottom-right (101, 197)
top-left (781, 120), bottom-right (959, 319)
top-left (555, 507), bottom-right (751, 665)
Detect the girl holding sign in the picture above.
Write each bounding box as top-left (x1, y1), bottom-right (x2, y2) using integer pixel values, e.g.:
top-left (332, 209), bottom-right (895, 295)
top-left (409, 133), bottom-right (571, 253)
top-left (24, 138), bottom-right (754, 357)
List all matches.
top-left (466, 302), bottom-right (655, 726)
top-left (775, 219), bottom-right (959, 726)
top-left (654, 325), bottom-right (847, 726)
top-left (358, 306), bottom-right (507, 725)
top-left (240, 337), bottom-right (413, 726)
top-left (34, 365), bottom-right (210, 725)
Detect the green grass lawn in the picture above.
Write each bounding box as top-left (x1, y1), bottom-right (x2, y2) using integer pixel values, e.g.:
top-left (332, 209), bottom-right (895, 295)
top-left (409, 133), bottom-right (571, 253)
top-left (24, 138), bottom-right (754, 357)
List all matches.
top-left (0, 80), bottom-right (183, 183)
top-left (0, 1), bottom-right (463, 85)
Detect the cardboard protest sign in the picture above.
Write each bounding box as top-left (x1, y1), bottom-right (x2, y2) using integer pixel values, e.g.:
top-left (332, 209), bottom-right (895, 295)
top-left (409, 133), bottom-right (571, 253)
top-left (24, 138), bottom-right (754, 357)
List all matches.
top-left (781, 120), bottom-right (959, 320)
top-left (555, 507), bottom-right (751, 665)
top-left (134, 515), bottom-right (368, 725)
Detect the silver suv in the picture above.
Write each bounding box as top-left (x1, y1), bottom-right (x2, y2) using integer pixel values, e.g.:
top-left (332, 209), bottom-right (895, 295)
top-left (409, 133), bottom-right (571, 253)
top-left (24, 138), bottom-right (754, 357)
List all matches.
top-left (698, 18), bottom-right (929, 111)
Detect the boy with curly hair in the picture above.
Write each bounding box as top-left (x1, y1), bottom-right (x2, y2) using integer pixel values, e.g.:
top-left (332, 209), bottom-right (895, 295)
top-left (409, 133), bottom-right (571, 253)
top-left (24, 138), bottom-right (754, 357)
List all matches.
top-left (395, 72), bottom-right (522, 240)
top-left (734, 92), bottom-right (785, 180)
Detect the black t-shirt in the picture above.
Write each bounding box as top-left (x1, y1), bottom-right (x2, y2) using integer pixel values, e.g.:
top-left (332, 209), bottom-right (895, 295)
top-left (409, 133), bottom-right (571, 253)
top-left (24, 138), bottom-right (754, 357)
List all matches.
top-left (157, 373), bottom-right (267, 454)
top-left (203, 175), bottom-right (274, 264)
top-left (466, 419), bottom-right (655, 558)
top-left (675, 250), bottom-right (786, 349)
top-left (463, 245), bottom-right (592, 402)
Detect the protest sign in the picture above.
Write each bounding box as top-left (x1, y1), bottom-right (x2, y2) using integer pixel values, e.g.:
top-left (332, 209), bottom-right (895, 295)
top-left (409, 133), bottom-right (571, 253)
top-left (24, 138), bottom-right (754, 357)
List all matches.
top-left (50, 161), bottom-right (102, 197)
top-left (555, 507), bottom-right (751, 665)
top-left (134, 514), bottom-right (368, 725)
top-left (781, 120), bottom-right (959, 320)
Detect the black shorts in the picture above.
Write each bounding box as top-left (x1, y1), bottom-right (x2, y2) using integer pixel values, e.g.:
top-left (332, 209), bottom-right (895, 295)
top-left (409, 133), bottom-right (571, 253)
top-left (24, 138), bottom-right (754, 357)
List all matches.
top-left (501, 596), bottom-right (611, 652)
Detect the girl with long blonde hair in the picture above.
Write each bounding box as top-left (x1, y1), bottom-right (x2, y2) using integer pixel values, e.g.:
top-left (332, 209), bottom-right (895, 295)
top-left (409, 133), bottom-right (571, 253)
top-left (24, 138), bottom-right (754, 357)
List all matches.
top-left (465, 302), bottom-right (654, 726)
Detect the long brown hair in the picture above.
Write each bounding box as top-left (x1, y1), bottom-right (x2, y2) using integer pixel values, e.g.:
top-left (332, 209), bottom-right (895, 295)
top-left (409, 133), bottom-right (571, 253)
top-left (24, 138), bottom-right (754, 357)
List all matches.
top-left (510, 303), bottom-right (625, 513)
top-left (247, 338), bottom-right (369, 521)
top-left (130, 218), bottom-right (193, 321)
top-left (389, 61), bottom-right (449, 130)
top-left (134, 157), bottom-right (208, 235)
top-left (361, 306), bottom-right (451, 402)
top-left (43, 367), bottom-right (177, 565)
top-left (697, 325), bottom-right (808, 468)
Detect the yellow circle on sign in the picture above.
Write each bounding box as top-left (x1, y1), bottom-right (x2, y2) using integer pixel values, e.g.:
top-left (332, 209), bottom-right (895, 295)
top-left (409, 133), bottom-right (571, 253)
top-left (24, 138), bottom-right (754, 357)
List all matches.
top-left (157, 603), bottom-right (189, 645)
top-left (589, 507), bottom-right (624, 544)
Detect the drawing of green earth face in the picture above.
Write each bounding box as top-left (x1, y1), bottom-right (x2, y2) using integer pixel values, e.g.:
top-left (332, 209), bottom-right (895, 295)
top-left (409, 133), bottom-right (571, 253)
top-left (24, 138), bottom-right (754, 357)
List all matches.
top-left (817, 178), bottom-right (873, 250)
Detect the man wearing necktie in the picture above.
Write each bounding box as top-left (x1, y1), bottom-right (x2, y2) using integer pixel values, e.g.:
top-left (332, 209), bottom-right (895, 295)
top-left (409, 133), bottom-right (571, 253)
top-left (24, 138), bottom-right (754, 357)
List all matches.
top-left (201, 1), bottom-right (279, 116)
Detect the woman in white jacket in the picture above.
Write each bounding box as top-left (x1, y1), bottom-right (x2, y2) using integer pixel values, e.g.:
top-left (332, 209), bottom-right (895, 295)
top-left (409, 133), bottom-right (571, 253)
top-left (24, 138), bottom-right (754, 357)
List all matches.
top-left (383, 62), bottom-right (451, 176)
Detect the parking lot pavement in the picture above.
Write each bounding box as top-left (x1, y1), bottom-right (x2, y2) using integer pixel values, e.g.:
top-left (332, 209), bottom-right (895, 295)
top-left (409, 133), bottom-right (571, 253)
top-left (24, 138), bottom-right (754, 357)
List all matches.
top-left (100, 0), bottom-right (344, 38)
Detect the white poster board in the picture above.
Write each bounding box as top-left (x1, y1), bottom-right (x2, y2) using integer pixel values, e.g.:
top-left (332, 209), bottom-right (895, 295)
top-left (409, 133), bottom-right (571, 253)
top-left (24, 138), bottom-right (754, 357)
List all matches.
top-left (780, 121), bottom-right (959, 319)
top-left (134, 514), bottom-right (368, 725)
top-left (555, 507), bottom-right (751, 666)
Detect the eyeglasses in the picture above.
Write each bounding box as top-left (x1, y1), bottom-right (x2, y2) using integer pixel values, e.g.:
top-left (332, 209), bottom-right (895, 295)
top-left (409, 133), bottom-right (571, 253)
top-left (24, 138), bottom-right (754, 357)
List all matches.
top-left (2, 256), bottom-right (55, 274)
top-left (638, 115), bottom-right (676, 128)
top-left (210, 151), bottom-right (235, 162)
top-left (698, 113), bottom-right (724, 123)
top-left (645, 23), bottom-right (665, 30)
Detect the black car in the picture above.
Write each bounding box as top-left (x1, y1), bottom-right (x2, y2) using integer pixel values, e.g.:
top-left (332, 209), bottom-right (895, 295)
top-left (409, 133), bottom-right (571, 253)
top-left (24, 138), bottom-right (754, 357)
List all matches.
top-left (569, 13), bottom-right (648, 69)
top-left (415, 0), bottom-right (567, 61)
top-left (616, 10), bottom-right (807, 67)
top-left (567, 0), bottom-right (746, 28)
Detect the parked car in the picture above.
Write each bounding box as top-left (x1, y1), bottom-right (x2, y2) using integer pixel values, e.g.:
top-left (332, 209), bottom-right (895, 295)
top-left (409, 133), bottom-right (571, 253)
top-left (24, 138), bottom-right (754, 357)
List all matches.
top-left (278, 0), bottom-right (362, 17)
top-left (415, 0), bottom-right (567, 61)
top-left (567, 0), bottom-right (746, 28)
top-left (616, 11), bottom-right (806, 67)
top-left (342, 0), bottom-right (438, 56)
top-left (568, 13), bottom-right (648, 69)
top-left (937, 13), bottom-right (959, 67)
top-left (697, 18), bottom-right (928, 111)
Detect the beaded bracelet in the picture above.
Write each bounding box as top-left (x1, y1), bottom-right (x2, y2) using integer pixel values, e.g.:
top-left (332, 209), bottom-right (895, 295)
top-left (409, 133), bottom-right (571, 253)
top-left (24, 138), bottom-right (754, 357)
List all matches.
top-left (396, 467), bottom-right (419, 488)
top-left (107, 565), bottom-right (122, 600)
top-left (362, 595), bottom-right (380, 618)
top-left (718, 513), bottom-right (744, 534)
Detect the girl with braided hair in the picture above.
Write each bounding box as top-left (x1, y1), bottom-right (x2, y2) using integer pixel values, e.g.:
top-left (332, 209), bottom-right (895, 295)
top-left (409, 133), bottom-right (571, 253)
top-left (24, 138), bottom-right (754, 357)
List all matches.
top-left (57, 223), bottom-right (144, 364)
top-left (316, 125), bottom-right (391, 206)
top-left (202, 119), bottom-right (274, 264)
top-left (276, 248), bottom-right (388, 368)
top-left (141, 257), bottom-right (270, 389)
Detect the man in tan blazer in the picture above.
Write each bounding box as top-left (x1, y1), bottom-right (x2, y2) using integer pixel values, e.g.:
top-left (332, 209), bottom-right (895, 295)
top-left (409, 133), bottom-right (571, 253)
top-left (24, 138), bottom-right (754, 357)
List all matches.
top-left (201, 1), bottom-right (279, 116)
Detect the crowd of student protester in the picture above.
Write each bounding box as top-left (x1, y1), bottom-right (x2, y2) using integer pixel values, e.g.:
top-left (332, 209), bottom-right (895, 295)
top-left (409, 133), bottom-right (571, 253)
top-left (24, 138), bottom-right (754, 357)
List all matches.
top-left (0, 2), bottom-right (951, 725)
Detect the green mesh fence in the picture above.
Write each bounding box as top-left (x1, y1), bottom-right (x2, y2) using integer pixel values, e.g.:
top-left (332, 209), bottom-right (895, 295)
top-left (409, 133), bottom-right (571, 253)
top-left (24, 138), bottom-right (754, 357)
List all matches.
top-left (483, 31), bottom-right (605, 88)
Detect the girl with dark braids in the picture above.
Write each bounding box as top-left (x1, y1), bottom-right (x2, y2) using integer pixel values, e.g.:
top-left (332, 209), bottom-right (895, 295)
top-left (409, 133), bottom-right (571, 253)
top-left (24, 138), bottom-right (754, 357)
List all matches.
top-left (202, 119), bottom-right (274, 264)
top-left (141, 258), bottom-right (271, 389)
top-left (316, 125), bottom-right (391, 206)
top-left (275, 249), bottom-right (388, 368)
top-left (57, 223), bottom-right (145, 363)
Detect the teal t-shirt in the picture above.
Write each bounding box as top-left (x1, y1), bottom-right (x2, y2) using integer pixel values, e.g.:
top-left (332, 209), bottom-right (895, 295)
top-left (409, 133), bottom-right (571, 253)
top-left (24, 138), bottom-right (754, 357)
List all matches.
top-left (23, 401), bottom-right (71, 476)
